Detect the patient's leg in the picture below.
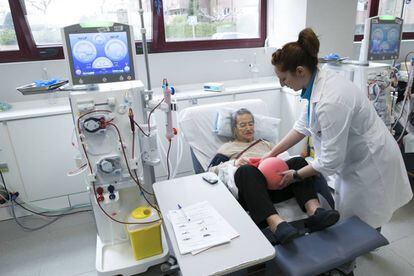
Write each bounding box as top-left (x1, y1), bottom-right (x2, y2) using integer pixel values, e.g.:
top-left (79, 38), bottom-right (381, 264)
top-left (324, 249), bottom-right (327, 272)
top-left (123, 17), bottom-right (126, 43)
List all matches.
top-left (284, 157), bottom-right (320, 214)
top-left (285, 157), bottom-right (340, 231)
top-left (234, 164), bottom-right (283, 229)
top-left (235, 165), bottom-right (299, 244)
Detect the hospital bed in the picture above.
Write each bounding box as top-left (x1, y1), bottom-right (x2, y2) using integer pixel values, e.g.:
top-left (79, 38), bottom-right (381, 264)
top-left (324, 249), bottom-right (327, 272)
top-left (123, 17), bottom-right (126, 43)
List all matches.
top-left (178, 99), bottom-right (389, 276)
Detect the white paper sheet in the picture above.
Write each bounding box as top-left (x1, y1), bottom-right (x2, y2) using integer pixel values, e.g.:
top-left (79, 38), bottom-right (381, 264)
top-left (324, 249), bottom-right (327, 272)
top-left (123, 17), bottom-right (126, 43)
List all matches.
top-left (168, 201), bottom-right (239, 255)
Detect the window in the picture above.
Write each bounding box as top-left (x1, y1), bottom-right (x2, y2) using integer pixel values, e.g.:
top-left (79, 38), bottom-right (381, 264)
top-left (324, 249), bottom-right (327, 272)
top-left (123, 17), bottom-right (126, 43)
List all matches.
top-left (23, 0), bottom-right (152, 45)
top-left (163, 0), bottom-right (260, 42)
top-left (0, 0), bottom-right (266, 63)
top-left (0, 0), bottom-right (18, 51)
top-left (354, 0), bottom-right (414, 40)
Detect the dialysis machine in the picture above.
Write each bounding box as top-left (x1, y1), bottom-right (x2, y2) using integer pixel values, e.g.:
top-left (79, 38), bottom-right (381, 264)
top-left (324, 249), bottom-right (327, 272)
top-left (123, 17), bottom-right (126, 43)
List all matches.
top-left (62, 22), bottom-right (170, 275)
top-left (324, 16), bottom-right (404, 128)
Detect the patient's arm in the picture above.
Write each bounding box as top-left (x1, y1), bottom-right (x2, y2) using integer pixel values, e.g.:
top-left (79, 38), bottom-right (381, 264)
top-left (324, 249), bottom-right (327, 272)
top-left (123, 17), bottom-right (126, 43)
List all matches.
top-left (208, 158), bottom-right (234, 174)
top-left (264, 129), bottom-right (306, 159)
top-left (234, 157), bottom-right (249, 167)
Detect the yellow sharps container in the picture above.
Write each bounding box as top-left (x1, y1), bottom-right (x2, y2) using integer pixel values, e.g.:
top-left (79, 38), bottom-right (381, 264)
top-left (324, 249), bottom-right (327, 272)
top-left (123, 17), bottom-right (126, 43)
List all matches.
top-left (127, 206), bottom-right (162, 260)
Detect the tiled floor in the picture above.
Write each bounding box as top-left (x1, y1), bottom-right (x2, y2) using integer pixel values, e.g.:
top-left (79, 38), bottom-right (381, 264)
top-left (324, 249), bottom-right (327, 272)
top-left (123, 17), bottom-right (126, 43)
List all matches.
top-left (1, 200), bottom-right (414, 276)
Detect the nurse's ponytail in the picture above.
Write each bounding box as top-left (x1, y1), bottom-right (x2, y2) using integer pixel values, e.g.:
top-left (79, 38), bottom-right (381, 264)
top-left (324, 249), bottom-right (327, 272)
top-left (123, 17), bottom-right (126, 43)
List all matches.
top-left (271, 28), bottom-right (320, 73)
top-left (297, 28), bottom-right (319, 59)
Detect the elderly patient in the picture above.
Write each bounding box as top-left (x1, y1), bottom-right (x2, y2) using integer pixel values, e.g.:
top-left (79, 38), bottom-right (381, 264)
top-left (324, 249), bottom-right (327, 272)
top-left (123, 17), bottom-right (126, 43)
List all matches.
top-left (209, 108), bottom-right (340, 244)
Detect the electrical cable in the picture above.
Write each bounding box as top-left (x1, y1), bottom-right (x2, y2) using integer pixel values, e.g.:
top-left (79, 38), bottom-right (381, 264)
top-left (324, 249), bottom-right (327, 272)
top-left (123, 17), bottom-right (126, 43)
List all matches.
top-left (392, 51), bottom-right (414, 131)
top-left (107, 122), bottom-right (155, 197)
top-left (10, 201), bottom-right (61, 231)
top-left (0, 171), bottom-right (10, 196)
top-left (90, 179), bottom-right (161, 225)
top-left (0, 193), bottom-right (8, 202)
top-left (78, 129), bottom-right (160, 224)
top-left (76, 110), bottom-right (161, 224)
top-left (0, 174), bottom-right (93, 231)
top-left (133, 98), bottom-right (165, 137)
top-left (11, 200), bottom-right (92, 218)
top-left (67, 163), bottom-right (87, 177)
top-left (147, 98), bottom-right (164, 132)
top-left (397, 121), bottom-right (409, 143)
top-left (23, 201), bottom-right (91, 214)
top-left (1, 173), bottom-right (92, 214)
top-left (1, 175), bottom-right (92, 214)
top-left (106, 122), bottom-right (161, 215)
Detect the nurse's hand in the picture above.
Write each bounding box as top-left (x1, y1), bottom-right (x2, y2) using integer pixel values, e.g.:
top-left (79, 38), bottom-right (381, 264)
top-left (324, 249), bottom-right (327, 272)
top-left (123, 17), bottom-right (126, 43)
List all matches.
top-left (260, 152), bottom-right (274, 162)
top-left (277, 170), bottom-right (296, 189)
top-left (234, 157), bottom-right (249, 167)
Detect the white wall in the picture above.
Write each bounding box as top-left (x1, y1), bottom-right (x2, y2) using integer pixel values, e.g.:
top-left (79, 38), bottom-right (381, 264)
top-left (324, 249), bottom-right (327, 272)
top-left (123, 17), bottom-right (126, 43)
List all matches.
top-left (269, 0), bottom-right (358, 57)
top-left (0, 47), bottom-right (276, 103)
top-left (268, 0), bottom-right (307, 48)
top-left (306, 0), bottom-right (358, 57)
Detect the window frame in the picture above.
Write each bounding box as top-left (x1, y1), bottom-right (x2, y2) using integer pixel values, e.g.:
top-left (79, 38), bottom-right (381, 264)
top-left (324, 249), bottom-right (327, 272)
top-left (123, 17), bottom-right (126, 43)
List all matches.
top-left (1, 0), bottom-right (267, 63)
top-left (354, 0), bottom-right (414, 41)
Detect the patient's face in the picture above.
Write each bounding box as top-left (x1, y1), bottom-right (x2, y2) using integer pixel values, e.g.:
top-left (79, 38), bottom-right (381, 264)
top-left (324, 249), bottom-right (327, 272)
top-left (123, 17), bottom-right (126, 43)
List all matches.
top-left (234, 114), bottom-right (255, 142)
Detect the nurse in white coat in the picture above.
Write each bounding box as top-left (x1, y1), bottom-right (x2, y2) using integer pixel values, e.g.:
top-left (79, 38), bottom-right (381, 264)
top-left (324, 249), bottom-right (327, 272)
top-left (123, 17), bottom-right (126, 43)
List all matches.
top-left (265, 28), bottom-right (413, 228)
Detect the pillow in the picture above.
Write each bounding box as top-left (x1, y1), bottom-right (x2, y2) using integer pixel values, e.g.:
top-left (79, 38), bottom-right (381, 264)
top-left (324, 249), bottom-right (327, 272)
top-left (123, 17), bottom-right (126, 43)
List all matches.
top-left (213, 108), bottom-right (281, 143)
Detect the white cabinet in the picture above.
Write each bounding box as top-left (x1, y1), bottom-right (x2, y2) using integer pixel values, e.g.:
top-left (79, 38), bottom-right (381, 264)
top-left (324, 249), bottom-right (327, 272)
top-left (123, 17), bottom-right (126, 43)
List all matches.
top-left (6, 114), bottom-right (86, 201)
top-left (0, 123), bottom-right (27, 200)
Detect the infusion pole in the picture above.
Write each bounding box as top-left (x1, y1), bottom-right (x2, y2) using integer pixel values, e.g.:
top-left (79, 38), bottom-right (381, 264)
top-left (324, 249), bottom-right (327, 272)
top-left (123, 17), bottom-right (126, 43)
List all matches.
top-left (138, 0), bottom-right (156, 185)
top-left (138, 0), bottom-right (152, 92)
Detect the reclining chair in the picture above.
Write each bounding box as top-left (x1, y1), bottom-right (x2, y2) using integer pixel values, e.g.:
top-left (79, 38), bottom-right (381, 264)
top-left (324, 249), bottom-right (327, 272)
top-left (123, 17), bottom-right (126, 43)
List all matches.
top-left (178, 99), bottom-right (388, 276)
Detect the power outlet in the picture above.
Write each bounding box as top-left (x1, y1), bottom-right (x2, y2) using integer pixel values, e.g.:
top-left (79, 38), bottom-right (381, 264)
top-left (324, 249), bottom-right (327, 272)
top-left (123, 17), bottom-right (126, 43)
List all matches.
top-left (0, 163), bottom-right (8, 173)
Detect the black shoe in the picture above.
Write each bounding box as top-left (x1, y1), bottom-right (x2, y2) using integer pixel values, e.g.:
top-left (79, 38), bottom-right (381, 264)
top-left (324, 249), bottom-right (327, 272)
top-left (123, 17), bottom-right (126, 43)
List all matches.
top-left (273, 221), bottom-right (300, 245)
top-left (305, 208), bottom-right (340, 232)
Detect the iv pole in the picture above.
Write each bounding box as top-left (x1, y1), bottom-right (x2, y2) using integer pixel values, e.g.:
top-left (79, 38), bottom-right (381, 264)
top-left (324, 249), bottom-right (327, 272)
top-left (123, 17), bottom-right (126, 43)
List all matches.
top-left (137, 0), bottom-right (157, 185)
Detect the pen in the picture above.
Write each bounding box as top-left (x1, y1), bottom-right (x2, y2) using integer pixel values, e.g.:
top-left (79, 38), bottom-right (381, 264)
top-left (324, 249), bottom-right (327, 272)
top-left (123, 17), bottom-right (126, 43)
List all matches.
top-left (177, 204), bottom-right (191, 222)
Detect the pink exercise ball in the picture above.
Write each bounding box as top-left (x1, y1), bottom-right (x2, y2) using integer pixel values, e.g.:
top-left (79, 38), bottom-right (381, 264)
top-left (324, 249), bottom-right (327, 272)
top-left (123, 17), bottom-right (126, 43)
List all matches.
top-left (258, 157), bottom-right (289, 190)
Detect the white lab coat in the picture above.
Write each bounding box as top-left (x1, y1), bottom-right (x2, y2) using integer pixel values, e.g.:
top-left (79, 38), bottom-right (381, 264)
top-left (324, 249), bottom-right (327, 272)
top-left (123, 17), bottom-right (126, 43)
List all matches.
top-left (294, 69), bottom-right (413, 228)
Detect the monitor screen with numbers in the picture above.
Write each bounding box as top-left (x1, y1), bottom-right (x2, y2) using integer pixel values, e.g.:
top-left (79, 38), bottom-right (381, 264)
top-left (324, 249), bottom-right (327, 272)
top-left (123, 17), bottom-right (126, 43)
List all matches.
top-left (62, 22), bottom-right (136, 86)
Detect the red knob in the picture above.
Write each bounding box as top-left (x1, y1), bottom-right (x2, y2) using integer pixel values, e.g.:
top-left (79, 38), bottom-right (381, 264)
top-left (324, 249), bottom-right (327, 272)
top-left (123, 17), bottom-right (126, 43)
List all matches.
top-left (173, 128), bottom-right (178, 135)
top-left (97, 195), bottom-right (104, 202)
top-left (97, 187), bottom-right (104, 195)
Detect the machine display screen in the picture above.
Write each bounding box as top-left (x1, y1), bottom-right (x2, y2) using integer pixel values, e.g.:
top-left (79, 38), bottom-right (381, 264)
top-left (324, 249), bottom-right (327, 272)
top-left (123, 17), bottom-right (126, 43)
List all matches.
top-left (368, 18), bottom-right (402, 60)
top-left (69, 32), bottom-right (131, 77)
top-left (63, 23), bottom-right (136, 85)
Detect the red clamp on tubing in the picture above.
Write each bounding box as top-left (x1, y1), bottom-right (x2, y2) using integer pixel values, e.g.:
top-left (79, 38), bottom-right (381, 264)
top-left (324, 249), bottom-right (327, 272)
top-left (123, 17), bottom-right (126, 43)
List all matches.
top-left (99, 117), bottom-right (106, 128)
top-left (172, 128), bottom-right (178, 135)
top-left (97, 195), bottom-right (104, 202)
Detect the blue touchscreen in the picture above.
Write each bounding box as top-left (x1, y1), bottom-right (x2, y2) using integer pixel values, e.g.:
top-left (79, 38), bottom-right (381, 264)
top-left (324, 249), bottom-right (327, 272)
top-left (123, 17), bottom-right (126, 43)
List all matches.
top-left (369, 24), bottom-right (401, 55)
top-left (69, 32), bottom-right (131, 76)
